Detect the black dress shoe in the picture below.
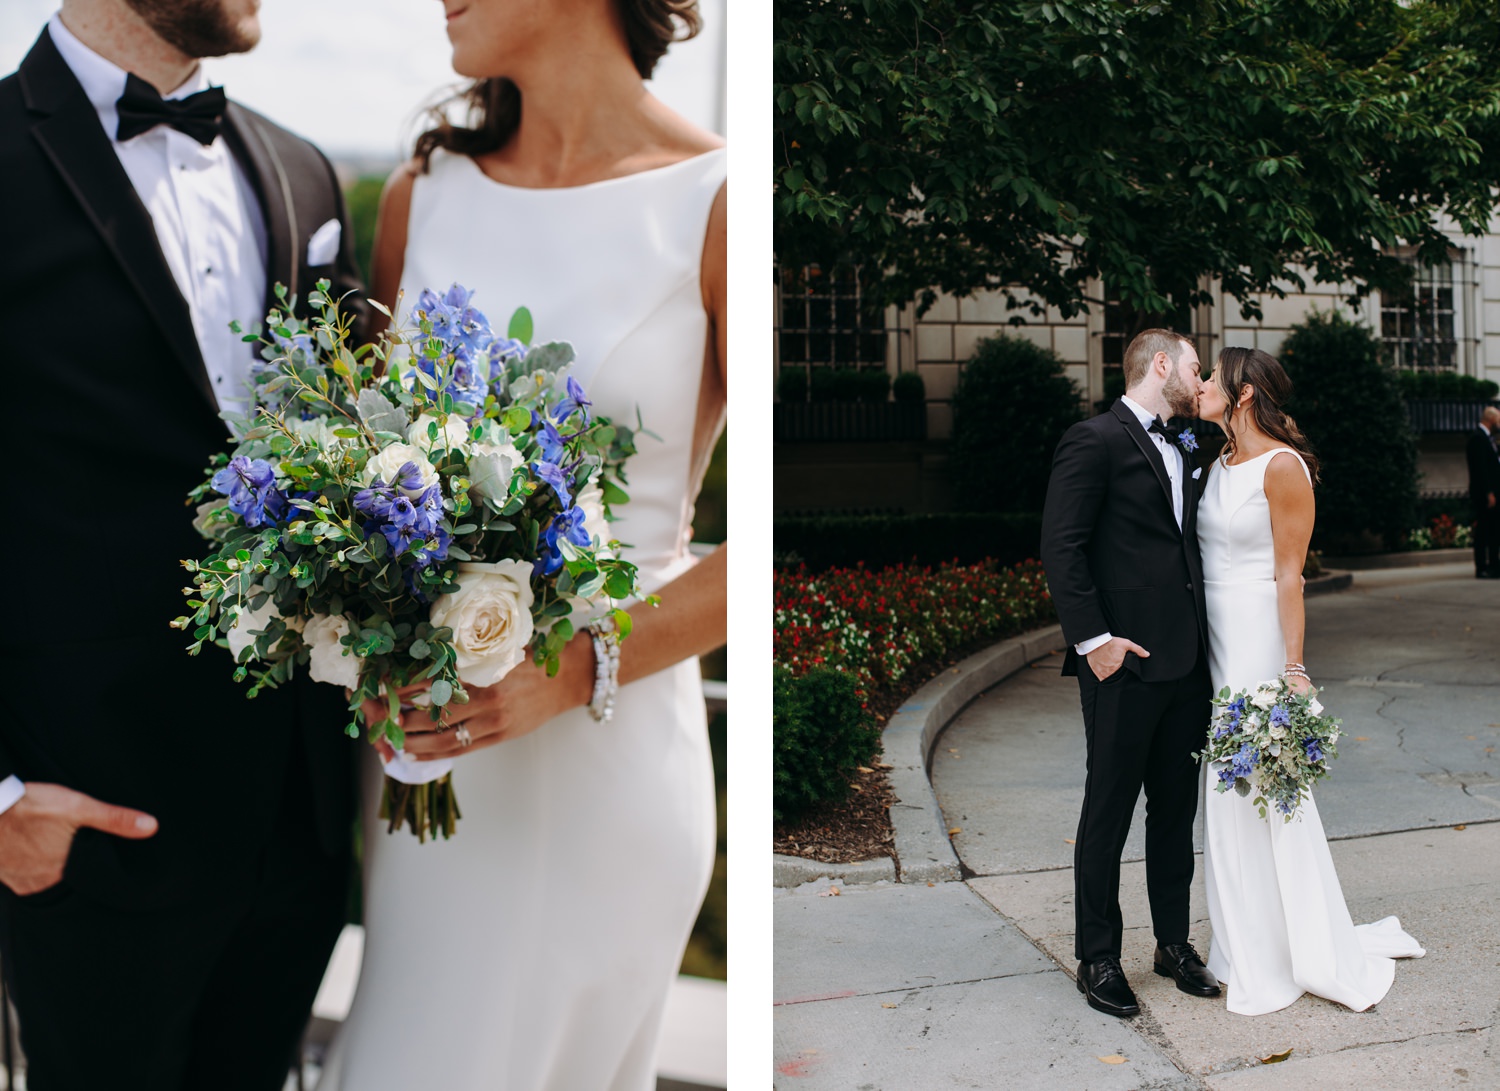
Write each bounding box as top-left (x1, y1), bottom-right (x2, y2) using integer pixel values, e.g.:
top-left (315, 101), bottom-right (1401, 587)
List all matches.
top-left (1153, 942), bottom-right (1221, 997)
top-left (1076, 957), bottom-right (1140, 1017)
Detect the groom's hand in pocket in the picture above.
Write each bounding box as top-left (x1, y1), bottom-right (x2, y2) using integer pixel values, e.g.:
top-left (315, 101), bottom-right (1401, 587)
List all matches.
top-left (0, 783), bottom-right (157, 896)
top-left (1086, 637), bottom-right (1150, 681)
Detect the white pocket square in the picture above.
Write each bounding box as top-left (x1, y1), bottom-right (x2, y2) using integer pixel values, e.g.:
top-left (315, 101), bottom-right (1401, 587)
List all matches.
top-left (1192, 467), bottom-right (1202, 479)
top-left (306, 218), bottom-right (341, 266)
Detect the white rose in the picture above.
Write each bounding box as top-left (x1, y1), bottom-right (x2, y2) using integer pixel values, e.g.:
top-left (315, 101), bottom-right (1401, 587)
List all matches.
top-left (363, 442), bottom-right (438, 498)
top-left (304, 613), bottom-right (363, 689)
top-left (227, 592), bottom-right (284, 662)
top-left (1251, 687), bottom-right (1279, 710)
top-left (428, 560), bottom-right (535, 687)
top-left (407, 412), bottom-right (472, 455)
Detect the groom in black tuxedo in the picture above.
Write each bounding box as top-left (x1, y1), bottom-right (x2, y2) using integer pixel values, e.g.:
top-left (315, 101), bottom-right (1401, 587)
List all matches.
top-left (0, 1), bottom-right (364, 1086)
top-left (1040, 329), bottom-right (1220, 1017)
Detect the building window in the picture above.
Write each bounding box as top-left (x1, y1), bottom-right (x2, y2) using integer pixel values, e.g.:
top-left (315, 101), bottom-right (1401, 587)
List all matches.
top-left (776, 265), bottom-right (886, 370)
top-left (1097, 291), bottom-right (1198, 401)
top-left (1381, 262), bottom-right (1458, 371)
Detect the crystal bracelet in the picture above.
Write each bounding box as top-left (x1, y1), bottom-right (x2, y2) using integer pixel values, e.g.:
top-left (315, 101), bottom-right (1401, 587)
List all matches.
top-left (588, 616), bottom-right (621, 723)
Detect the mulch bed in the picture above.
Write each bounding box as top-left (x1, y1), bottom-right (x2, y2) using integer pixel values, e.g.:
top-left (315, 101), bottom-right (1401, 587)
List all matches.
top-left (774, 635), bottom-right (1036, 866)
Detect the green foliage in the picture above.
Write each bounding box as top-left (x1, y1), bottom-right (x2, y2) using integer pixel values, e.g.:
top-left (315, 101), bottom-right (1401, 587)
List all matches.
top-left (775, 0), bottom-right (1500, 318)
top-left (1280, 311), bottom-right (1419, 549)
top-left (949, 335), bottom-right (1082, 513)
top-left (773, 666), bottom-right (880, 822)
top-left (342, 176), bottom-right (383, 285)
top-left (774, 511), bottom-right (1042, 570)
top-left (778, 367), bottom-right (809, 402)
top-left (1396, 369), bottom-right (1500, 400)
top-left (892, 371), bottom-right (926, 403)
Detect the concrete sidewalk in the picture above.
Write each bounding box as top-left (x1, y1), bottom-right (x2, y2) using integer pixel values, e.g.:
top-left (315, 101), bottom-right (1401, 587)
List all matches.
top-left (774, 564), bottom-right (1500, 1088)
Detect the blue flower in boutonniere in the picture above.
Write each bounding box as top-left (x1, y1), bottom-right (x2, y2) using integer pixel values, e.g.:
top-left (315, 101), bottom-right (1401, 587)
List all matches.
top-left (1178, 428), bottom-right (1199, 453)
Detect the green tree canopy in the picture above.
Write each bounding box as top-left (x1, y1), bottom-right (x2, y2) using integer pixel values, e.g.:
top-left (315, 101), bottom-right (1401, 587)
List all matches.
top-left (775, 0), bottom-right (1500, 320)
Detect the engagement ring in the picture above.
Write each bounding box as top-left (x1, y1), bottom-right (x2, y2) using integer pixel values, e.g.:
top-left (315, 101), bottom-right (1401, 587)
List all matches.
top-left (455, 725), bottom-right (473, 748)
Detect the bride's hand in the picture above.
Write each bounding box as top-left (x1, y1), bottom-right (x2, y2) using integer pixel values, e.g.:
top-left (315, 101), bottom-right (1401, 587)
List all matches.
top-left (358, 638), bottom-right (594, 760)
top-left (1286, 673), bottom-right (1314, 696)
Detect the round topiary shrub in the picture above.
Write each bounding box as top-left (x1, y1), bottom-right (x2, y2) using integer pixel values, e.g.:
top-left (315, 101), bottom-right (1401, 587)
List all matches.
top-left (950, 334), bottom-right (1083, 514)
top-left (1279, 311), bottom-right (1419, 551)
top-left (893, 371), bottom-right (926, 403)
top-left (773, 666), bottom-right (880, 822)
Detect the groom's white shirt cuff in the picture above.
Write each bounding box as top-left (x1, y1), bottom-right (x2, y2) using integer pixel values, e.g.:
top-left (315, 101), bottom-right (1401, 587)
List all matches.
top-left (1076, 633), bottom-right (1112, 656)
top-left (0, 776), bottom-right (24, 817)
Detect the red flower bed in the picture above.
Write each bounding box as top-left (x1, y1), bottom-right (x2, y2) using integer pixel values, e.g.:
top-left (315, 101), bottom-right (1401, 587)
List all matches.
top-left (773, 558), bottom-right (1056, 695)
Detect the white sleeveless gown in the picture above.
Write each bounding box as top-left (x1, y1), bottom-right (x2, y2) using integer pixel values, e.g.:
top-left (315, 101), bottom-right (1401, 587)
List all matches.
top-left (1198, 448), bottom-right (1424, 1016)
top-left (322, 147), bottom-right (726, 1088)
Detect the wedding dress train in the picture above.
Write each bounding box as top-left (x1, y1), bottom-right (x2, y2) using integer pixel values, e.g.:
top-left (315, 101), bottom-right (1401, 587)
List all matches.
top-left (1198, 447), bottom-right (1424, 1016)
top-left (322, 147), bottom-right (726, 1088)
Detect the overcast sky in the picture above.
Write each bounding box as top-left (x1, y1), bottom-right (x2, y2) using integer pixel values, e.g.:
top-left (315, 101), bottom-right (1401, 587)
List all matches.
top-left (1, 0), bottom-right (726, 161)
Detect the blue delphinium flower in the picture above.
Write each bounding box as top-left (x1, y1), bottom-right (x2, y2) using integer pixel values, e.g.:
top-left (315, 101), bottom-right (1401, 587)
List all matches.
top-left (1269, 705), bottom-right (1291, 728)
top-left (1303, 738), bottom-right (1324, 763)
top-left (554, 376), bottom-right (592, 425)
top-left (411, 284), bottom-right (494, 405)
top-left (354, 477), bottom-right (446, 567)
top-left (1217, 766), bottom-right (1237, 788)
top-left (532, 460), bottom-right (573, 506)
top-left (534, 506), bottom-right (592, 576)
top-left (536, 417), bottom-right (572, 465)
top-left (211, 456), bottom-right (286, 528)
top-left (1230, 741), bottom-right (1259, 780)
top-left (1178, 428), bottom-right (1199, 453)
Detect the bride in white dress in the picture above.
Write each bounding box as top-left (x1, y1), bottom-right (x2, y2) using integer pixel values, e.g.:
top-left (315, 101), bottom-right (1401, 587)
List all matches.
top-left (321, 1), bottom-right (726, 1087)
top-left (1195, 346), bottom-right (1423, 1017)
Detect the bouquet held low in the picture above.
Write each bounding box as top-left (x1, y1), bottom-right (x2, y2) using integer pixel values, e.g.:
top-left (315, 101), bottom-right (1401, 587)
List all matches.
top-left (177, 282), bottom-right (648, 840)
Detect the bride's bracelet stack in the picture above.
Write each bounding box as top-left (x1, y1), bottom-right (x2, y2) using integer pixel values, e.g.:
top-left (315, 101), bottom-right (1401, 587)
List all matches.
top-left (1283, 661), bottom-right (1310, 682)
top-left (588, 616), bottom-right (621, 723)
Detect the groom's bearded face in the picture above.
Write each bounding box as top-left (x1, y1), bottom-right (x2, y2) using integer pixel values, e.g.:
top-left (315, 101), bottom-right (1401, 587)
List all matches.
top-left (1162, 350), bottom-right (1202, 418)
top-left (124, 0), bottom-right (261, 58)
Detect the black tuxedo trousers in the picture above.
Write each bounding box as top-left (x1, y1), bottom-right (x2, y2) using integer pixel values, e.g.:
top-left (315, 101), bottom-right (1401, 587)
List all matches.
top-left (1041, 401), bottom-right (1212, 962)
top-left (0, 29), bottom-right (366, 1089)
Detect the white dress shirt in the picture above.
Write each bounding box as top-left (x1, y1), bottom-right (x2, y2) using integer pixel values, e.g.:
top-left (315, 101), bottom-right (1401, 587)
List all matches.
top-left (1075, 395), bottom-right (1187, 657)
top-left (0, 19), bottom-right (269, 818)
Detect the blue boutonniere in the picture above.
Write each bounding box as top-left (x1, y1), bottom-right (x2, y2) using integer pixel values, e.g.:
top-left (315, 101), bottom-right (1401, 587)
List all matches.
top-left (1178, 429), bottom-right (1199, 453)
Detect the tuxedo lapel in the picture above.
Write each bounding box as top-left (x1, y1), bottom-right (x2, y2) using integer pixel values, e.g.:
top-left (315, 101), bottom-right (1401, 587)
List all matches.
top-left (223, 103), bottom-right (298, 313)
top-left (1110, 399), bottom-right (1179, 532)
top-left (19, 30), bottom-right (217, 411)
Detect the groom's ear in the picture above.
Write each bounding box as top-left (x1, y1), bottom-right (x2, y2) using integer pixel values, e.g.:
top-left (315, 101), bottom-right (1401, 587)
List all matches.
top-left (1153, 351), bottom-right (1171, 378)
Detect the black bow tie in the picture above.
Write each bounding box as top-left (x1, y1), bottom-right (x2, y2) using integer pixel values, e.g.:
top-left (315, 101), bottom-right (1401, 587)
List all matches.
top-left (1147, 416), bottom-right (1179, 442)
top-left (116, 73), bottom-right (226, 145)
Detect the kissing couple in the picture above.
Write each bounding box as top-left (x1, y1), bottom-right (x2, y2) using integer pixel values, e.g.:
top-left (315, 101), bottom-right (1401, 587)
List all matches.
top-left (1041, 329), bottom-right (1423, 1019)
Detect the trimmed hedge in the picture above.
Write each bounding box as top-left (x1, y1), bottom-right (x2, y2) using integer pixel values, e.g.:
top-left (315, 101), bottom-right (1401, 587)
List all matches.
top-left (773, 666), bottom-right (880, 822)
top-left (1397, 370), bottom-right (1499, 400)
top-left (774, 511), bottom-right (1043, 571)
top-left (892, 370), bottom-right (926, 403)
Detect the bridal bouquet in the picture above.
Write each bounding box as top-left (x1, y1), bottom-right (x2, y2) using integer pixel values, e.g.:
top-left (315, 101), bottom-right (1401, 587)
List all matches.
top-left (1195, 678), bottom-right (1342, 821)
top-left (177, 281), bottom-right (645, 841)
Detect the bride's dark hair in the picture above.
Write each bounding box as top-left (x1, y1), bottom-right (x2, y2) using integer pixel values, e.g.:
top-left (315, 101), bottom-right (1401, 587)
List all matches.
top-left (413, 0), bottom-right (702, 170)
top-left (1214, 346), bottom-right (1321, 484)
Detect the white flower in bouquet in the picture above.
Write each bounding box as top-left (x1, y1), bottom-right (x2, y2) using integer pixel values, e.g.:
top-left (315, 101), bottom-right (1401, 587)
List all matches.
top-left (227, 592), bottom-right (301, 660)
top-left (407, 412), bottom-right (472, 455)
top-left (1251, 684), bottom-right (1279, 710)
top-left (304, 613), bottom-right (363, 689)
top-left (364, 443), bottom-right (439, 497)
top-left (289, 416), bottom-right (352, 450)
top-left (428, 560), bottom-right (536, 686)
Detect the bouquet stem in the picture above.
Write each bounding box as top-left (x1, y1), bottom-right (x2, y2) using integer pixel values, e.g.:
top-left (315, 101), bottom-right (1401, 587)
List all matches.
top-left (379, 773), bottom-right (462, 841)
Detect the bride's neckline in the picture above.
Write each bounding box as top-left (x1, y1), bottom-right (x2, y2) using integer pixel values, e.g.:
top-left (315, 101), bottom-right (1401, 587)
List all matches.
top-left (456, 146), bottom-right (724, 193)
top-left (1221, 446), bottom-right (1295, 468)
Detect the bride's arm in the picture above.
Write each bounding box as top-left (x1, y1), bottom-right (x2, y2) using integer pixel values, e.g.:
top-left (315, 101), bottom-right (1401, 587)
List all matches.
top-left (1265, 453), bottom-right (1316, 694)
top-left (366, 161), bottom-right (421, 337)
top-left (370, 181), bottom-right (729, 756)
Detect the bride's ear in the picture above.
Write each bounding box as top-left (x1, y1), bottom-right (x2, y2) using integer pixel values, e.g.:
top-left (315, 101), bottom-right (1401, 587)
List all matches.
top-left (1237, 384), bottom-right (1256, 409)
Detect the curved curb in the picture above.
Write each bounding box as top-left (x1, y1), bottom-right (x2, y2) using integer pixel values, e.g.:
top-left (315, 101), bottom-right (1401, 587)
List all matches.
top-left (772, 853), bottom-right (895, 888)
top-left (1305, 570), bottom-right (1352, 596)
top-left (884, 624), bottom-right (1069, 883)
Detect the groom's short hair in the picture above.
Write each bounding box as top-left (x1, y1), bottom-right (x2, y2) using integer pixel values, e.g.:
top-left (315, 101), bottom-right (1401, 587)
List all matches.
top-left (1123, 329), bottom-right (1194, 388)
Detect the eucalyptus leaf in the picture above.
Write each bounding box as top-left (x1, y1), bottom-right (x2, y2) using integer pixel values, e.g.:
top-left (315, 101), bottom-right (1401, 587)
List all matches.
top-left (356, 388), bottom-right (408, 435)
